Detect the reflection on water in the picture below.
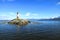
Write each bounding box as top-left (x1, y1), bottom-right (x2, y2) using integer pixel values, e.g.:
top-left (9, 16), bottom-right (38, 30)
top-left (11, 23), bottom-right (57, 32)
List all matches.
top-left (0, 20), bottom-right (60, 40)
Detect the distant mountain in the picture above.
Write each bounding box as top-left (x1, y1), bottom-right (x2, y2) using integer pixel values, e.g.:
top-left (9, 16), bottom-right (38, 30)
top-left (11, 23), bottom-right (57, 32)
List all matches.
top-left (39, 17), bottom-right (60, 21)
top-left (52, 17), bottom-right (60, 20)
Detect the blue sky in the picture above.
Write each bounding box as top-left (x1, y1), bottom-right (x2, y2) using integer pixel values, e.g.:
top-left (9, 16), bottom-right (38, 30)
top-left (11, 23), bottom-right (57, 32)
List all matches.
top-left (0, 0), bottom-right (60, 20)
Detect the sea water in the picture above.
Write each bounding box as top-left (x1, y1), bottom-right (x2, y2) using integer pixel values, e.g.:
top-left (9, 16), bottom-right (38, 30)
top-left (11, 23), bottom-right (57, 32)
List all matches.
top-left (0, 20), bottom-right (60, 40)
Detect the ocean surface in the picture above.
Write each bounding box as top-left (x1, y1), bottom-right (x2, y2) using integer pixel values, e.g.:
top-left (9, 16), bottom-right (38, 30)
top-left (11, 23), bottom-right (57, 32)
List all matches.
top-left (0, 20), bottom-right (60, 40)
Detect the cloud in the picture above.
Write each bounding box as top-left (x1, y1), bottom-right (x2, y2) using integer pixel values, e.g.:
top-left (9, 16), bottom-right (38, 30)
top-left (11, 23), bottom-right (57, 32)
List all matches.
top-left (0, 14), bottom-right (10, 20)
top-left (1, 0), bottom-right (16, 2)
top-left (0, 12), bottom-right (40, 20)
top-left (25, 12), bottom-right (30, 16)
top-left (25, 12), bottom-right (40, 19)
top-left (7, 0), bottom-right (15, 2)
top-left (1, 0), bottom-right (5, 2)
top-left (8, 12), bottom-right (15, 16)
top-left (25, 12), bottom-right (39, 17)
top-left (57, 2), bottom-right (60, 5)
top-left (0, 12), bottom-right (16, 20)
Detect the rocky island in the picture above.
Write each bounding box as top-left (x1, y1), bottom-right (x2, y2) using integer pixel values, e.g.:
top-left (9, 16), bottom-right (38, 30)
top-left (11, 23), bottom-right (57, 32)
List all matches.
top-left (8, 12), bottom-right (30, 26)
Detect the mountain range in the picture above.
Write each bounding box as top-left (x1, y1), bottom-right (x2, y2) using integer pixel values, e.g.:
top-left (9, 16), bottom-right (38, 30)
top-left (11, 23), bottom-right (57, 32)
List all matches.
top-left (39, 17), bottom-right (60, 21)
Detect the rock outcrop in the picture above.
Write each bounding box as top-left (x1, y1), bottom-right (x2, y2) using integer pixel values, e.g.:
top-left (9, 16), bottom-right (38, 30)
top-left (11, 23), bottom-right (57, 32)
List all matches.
top-left (8, 12), bottom-right (30, 26)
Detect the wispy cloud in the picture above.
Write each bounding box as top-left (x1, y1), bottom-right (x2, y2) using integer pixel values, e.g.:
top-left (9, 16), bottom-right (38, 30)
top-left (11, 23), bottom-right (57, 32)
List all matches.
top-left (25, 12), bottom-right (40, 19)
top-left (0, 12), bottom-right (40, 20)
top-left (25, 12), bottom-right (30, 17)
top-left (25, 12), bottom-right (39, 16)
top-left (0, 12), bottom-right (16, 20)
top-left (57, 2), bottom-right (60, 5)
top-left (0, 14), bottom-right (10, 20)
top-left (7, 0), bottom-right (16, 2)
top-left (1, 0), bottom-right (5, 2)
top-left (1, 0), bottom-right (16, 2)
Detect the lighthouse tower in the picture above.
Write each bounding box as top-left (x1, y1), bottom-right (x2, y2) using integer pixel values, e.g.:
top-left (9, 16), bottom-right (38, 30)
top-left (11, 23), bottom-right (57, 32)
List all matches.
top-left (16, 12), bottom-right (20, 20)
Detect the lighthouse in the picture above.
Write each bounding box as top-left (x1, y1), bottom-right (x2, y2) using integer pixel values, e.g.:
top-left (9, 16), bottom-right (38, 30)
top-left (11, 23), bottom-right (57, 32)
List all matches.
top-left (8, 12), bottom-right (29, 26)
top-left (16, 12), bottom-right (20, 20)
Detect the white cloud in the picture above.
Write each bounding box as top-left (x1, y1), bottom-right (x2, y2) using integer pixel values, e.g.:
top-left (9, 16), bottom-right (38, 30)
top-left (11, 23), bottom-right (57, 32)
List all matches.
top-left (0, 12), bottom-right (16, 20)
top-left (8, 12), bottom-right (15, 16)
top-left (0, 14), bottom-right (10, 20)
top-left (1, 0), bottom-right (16, 2)
top-left (2, 0), bottom-right (5, 2)
top-left (7, 0), bottom-right (15, 2)
top-left (57, 2), bottom-right (60, 5)
top-left (25, 12), bottom-right (40, 19)
top-left (25, 12), bottom-right (39, 17)
top-left (25, 12), bottom-right (30, 16)
top-left (33, 13), bottom-right (39, 15)
top-left (0, 12), bottom-right (40, 20)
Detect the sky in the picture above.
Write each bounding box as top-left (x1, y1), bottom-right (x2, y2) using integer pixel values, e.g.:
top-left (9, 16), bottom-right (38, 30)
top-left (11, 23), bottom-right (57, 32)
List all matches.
top-left (0, 0), bottom-right (60, 20)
